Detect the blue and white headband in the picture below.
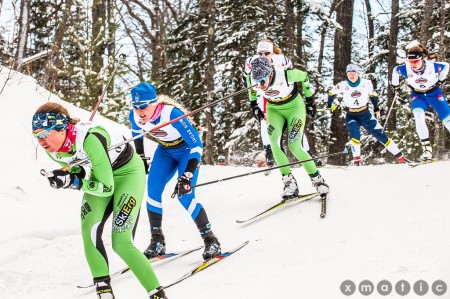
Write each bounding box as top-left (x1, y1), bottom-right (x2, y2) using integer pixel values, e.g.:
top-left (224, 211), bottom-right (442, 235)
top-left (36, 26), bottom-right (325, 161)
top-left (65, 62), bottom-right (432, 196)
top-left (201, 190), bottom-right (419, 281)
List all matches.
top-left (32, 113), bottom-right (69, 132)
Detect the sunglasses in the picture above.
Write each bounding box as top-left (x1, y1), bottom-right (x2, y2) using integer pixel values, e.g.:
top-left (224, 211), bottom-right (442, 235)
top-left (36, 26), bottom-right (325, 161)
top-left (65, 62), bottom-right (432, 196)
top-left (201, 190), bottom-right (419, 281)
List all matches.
top-left (258, 52), bottom-right (272, 56)
top-left (33, 123), bottom-right (58, 139)
top-left (408, 59), bottom-right (422, 63)
top-left (133, 101), bottom-right (151, 110)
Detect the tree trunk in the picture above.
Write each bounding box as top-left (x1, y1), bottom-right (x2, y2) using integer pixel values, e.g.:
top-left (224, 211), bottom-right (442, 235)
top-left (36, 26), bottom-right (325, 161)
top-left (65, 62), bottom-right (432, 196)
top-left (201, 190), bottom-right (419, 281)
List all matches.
top-left (106, 0), bottom-right (116, 96)
top-left (420, 0), bottom-right (433, 45)
top-left (364, 0), bottom-right (376, 89)
top-left (435, 0), bottom-right (447, 158)
top-left (285, 0), bottom-right (295, 60)
top-left (150, 0), bottom-right (163, 84)
top-left (317, 0), bottom-right (336, 75)
top-left (386, 0), bottom-right (399, 133)
top-left (328, 0), bottom-right (354, 165)
top-left (90, 0), bottom-right (107, 108)
top-left (15, 0), bottom-right (31, 69)
top-left (294, 0), bottom-right (303, 66)
top-left (45, 0), bottom-right (72, 92)
top-left (203, 0), bottom-right (216, 165)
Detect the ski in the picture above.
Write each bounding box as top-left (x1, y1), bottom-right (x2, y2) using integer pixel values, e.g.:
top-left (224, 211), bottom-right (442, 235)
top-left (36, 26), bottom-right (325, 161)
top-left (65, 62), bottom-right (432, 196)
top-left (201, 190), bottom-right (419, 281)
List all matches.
top-left (236, 192), bottom-right (320, 224)
top-left (76, 246), bottom-right (203, 289)
top-left (164, 241), bottom-right (249, 289)
top-left (320, 194), bottom-right (328, 218)
top-left (408, 159), bottom-right (438, 168)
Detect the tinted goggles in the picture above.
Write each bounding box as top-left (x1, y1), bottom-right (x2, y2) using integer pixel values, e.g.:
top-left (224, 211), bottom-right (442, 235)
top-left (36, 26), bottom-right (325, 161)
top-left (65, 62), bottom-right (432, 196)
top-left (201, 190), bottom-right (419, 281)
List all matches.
top-left (33, 123), bottom-right (57, 139)
top-left (408, 58), bottom-right (422, 64)
top-left (132, 101), bottom-right (152, 110)
top-left (258, 52), bottom-right (272, 56)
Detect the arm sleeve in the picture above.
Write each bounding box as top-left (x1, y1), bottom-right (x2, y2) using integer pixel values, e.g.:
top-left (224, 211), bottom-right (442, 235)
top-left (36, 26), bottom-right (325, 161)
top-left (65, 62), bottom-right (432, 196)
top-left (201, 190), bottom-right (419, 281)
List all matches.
top-left (246, 74), bottom-right (258, 102)
top-left (391, 66), bottom-right (403, 87)
top-left (286, 69), bottom-right (313, 98)
top-left (129, 109), bottom-right (145, 155)
top-left (284, 55), bottom-right (293, 69)
top-left (170, 108), bottom-right (203, 165)
top-left (129, 109), bottom-right (144, 138)
top-left (367, 81), bottom-right (379, 108)
top-left (79, 130), bottom-right (115, 197)
top-left (327, 83), bottom-right (341, 107)
top-left (435, 62), bottom-right (449, 81)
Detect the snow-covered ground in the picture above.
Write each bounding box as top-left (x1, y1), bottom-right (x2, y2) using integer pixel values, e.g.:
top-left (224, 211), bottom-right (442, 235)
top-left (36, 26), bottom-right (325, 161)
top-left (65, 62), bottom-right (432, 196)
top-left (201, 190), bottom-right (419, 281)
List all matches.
top-left (1, 68), bottom-right (449, 299)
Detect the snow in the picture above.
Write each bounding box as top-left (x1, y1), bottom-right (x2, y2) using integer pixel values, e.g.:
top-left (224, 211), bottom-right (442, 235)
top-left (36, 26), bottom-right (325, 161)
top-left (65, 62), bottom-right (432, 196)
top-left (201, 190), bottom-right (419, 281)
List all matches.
top-left (1, 68), bottom-right (449, 299)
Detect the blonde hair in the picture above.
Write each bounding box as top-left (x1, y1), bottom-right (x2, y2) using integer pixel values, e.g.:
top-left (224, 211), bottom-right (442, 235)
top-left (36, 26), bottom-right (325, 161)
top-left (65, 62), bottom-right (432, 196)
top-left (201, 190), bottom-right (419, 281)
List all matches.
top-left (35, 102), bottom-right (80, 125)
top-left (408, 43), bottom-right (439, 60)
top-left (156, 95), bottom-right (199, 127)
top-left (259, 39), bottom-right (283, 55)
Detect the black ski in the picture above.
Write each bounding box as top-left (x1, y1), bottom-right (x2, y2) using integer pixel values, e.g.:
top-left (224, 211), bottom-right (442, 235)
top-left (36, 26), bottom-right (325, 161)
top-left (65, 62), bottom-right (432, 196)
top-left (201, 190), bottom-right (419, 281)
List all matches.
top-left (77, 246), bottom-right (203, 288)
top-left (164, 241), bottom-right (249, 289)
top-left (236, 192), bottom-right (319, 223)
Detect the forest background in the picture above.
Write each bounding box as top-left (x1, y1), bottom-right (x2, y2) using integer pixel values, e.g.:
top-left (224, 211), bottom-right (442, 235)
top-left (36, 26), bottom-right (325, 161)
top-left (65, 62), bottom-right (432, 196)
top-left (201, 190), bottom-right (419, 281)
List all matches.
top-left (1, 0), bottom-right (449, 165)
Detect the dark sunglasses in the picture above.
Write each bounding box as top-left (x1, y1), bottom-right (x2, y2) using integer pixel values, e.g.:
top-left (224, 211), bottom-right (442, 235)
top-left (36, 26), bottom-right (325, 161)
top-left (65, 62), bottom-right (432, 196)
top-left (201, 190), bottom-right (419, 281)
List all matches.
top-left (33, 123), bottom-right (58, 139)
top-left (258, 52), bottom-right (272, 56)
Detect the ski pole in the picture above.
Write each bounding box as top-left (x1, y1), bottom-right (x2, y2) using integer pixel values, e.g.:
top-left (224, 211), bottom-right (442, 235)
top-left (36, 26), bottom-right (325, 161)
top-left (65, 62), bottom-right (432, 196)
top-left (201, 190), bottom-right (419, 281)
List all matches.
top-left (89, 54), bottom-right (127, 121)
top-left (192, 148), bottom-right (349, 188)
top-left (40, 84), bottom-right (258, 176)
top-left (382, 91), bottom-right (399, 132)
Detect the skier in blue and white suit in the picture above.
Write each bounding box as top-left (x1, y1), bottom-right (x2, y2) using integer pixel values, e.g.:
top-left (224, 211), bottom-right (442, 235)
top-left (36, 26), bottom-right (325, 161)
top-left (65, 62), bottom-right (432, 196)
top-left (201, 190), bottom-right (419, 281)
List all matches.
top-left (129, 82), bottom-right (221, 261)
top-left (328, 64), bottom-right (406, 165)
top-left (391, 43), bottom-right (450, 161)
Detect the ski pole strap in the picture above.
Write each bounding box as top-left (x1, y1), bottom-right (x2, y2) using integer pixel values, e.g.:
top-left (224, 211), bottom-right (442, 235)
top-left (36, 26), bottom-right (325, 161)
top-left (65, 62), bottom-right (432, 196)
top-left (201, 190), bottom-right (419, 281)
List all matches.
top-left (192, 149), bottom-right (349, 188)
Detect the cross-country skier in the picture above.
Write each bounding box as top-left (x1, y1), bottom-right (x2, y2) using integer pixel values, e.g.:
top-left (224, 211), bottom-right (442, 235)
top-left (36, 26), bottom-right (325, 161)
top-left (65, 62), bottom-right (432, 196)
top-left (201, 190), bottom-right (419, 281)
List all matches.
top-left (328, 64), bottom-right (407, 165)
top-left (244, 40), bottom-right (322, 166)
top-left (391, 42), bottom-right (450, 161)
top-left (129, 82), bottom-right (221, 261)
top-left (246, 57), bottom-right (329, 200)
top-left (32, 103), bottom-right (166, 299)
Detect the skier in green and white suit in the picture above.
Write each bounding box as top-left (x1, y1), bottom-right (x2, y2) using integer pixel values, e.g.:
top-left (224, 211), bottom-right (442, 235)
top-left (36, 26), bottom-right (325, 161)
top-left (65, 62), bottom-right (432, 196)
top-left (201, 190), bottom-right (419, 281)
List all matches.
top-left (247, 57), bottom-right (329, 200)
top-left (32, 102), bottom-right (167, 299)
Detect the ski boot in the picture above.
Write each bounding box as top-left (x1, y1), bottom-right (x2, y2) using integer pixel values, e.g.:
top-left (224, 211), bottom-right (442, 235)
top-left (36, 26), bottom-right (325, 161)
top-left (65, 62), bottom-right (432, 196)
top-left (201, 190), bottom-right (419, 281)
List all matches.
top-left (149, 286), bottom-right (168, 299)
top-left (281, 173), bottom-right (299, 201)
top-left (309, 172), bottom-right (329, 196)
top-left (420, 141), bottom-right (433, 161)
top-left (264, 145), bottom-right (275, 167)
top-left (201, 229), bottom-right (221, 261)
top-left (144, 227), bottom-right (166, 259)
top-left (95, 278), bottom-right (115, 299)
top-left (395, 152), bottom-right (411, 164)
top-left (353, 156), bottom-right (362, 166)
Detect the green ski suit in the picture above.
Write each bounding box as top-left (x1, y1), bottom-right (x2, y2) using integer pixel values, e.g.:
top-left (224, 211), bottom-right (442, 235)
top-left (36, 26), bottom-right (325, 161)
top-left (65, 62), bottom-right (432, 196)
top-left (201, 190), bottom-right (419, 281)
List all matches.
top-left (247, 68), bottom-right (318, 175)
top-left (47, 123), bottom-right (160, 291)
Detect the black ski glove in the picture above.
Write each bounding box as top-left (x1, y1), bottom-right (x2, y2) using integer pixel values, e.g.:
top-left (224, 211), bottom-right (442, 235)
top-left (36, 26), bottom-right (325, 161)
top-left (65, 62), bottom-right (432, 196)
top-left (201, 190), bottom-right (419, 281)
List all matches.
top-left (374, 106), bottom-right (381, 119)
top-left (172, 173), bottom-right (193, 198)
top-left (390, 85), bottom-right (400, 94)
top-left (305, 96), bottom-right (317, 118)
top-left (250, 101), bottom-right (265, 122)
top-left (48, 169), bottom-right (82, 190)
top-left (71, 166), bottom-right (86, 179)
